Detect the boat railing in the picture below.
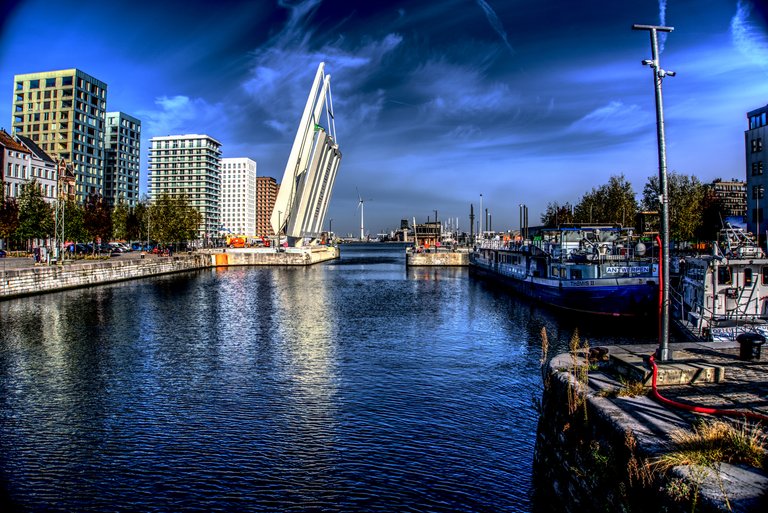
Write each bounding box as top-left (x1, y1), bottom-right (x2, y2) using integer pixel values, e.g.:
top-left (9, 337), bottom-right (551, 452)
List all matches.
top-left (476, 239), bottom-right (525, 251)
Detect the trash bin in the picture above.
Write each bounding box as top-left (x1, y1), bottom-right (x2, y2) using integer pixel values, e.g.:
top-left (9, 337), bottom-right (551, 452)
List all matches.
top-left (736, 332), bottom-right (765, 361)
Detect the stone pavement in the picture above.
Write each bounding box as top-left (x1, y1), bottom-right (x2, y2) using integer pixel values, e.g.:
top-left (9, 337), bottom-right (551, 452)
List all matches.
top-left (549, 341), bottom-right (768, 511)
top-left (606, 340), bottom-right (768, 420)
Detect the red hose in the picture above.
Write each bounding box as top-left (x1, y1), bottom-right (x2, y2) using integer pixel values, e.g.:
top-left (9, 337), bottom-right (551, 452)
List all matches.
top-left (648, 354), bottom-right (768, 423)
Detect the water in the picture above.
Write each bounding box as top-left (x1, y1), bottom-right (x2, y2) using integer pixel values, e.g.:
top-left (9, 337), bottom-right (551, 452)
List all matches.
top-left (0, 245), bottom-right (656, 512)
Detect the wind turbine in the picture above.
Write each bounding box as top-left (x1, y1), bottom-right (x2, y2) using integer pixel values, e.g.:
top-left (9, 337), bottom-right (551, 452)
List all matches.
top-left (356, 188), bottom-right (371, 241)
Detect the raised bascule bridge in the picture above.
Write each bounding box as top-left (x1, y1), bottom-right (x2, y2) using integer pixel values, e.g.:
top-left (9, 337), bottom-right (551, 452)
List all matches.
top-left (271, 62), bottom-right (342, 248)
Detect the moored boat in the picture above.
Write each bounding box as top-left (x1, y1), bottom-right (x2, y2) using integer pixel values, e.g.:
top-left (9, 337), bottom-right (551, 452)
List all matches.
top-left (671, 225), bottom-right (768, 341)
top-left (469, 226), bottom-right (659, 317)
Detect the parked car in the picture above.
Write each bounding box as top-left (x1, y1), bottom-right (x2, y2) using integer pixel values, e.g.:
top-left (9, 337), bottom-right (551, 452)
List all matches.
top-left (0, 249), bottom-right (6, 258)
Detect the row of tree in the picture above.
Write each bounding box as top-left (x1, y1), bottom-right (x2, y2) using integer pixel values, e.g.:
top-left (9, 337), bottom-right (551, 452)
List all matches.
top-left (0, 181), bottom-right (202, 250)
top-left (539, 172), bottom-right (727, 242)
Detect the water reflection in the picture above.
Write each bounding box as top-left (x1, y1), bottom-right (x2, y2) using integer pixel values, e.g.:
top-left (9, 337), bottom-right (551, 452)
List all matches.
top-left (0, 245), bottom-right (657, 512)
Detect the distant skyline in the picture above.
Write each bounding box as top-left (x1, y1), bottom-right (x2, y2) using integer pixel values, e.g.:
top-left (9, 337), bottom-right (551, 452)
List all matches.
top-left (1, 0), bottom-right (768, 236)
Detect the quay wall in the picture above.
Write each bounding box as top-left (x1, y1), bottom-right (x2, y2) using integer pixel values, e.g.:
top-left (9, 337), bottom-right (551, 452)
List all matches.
top-left (405, 251), bottom-right (468, 266)
top-left (0, 254), bottom-right (210, 300)
top-left (215, 246), bottom-right (339, 266)
top-left (0, 247), bottom-right (339, 300)
top-left (533, 351), bottom-right (765, 512)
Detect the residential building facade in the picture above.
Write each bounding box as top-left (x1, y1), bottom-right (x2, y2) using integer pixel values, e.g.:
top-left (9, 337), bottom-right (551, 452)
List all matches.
top-left (105, 112), bottom-right (141, 207)
top-left (148, 134), bottom-right (222, 242)
top-left (255, 176), bottom-right (279, 237)
top-left (220, 157), bottom-right (256, 237)
top-left (16, 135), bottom-right (58, 204)
top-left (12, 69), bottom-right (108, 201)
top-left (709, 179), bottom-right (747, 220)
top-left (0, 128), bottom-right (32, 200)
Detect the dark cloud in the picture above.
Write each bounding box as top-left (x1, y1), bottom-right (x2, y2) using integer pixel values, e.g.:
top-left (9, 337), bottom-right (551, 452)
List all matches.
top-left (1, 0), bottom-right (767, 234)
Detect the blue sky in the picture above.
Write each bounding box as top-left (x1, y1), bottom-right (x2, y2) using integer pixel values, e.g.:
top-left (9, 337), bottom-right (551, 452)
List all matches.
top-left (1, 0), bottom-right (768, 236)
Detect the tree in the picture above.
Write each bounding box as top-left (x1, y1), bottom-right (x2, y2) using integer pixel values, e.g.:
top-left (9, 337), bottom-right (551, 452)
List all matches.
top-left (573, 174), bottom-right (638, 225)
top-left (16, 180), bottom-right (53, 247)
top-left (540, 202), bottom-right (574, 227)
top-left (62, 199), bottom-right (88, 243)
top-left (642, 172), bottom-right (705, 241)
top-left (147, 194), bottom-right (201, 244)
top-left (112, 202), bottom-right (130, 241)
top-left (0, 195), bottom-right (19, 249)
top-left (83, 193), bottom-right (112, 245)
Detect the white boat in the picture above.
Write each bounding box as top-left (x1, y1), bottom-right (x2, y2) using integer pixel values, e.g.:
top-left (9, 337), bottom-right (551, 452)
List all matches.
top-left (672, 225), bottom-right (768, 341)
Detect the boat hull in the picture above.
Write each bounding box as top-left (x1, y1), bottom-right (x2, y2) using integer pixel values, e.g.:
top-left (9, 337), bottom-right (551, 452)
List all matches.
top-left (470, 253), bottom-right (658, 318)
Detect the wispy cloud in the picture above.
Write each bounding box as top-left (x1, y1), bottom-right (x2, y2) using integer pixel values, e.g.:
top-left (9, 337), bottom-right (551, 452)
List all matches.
top-left (567, 101), bottom-right (652, 136)
top-left (240, 0), bottom-right (402, 134)
top-left (475, 0), bottom-right (514, 55)
top-left (731, 0), bottom-right (768, 70)
top-left (136, 95), bottom-right (223, 137)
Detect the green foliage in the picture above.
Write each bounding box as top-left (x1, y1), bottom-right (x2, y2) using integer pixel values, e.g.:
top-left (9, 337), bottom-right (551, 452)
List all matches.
top-left (540, 201), bottom-right (574, 227)
top-left (642, 172), bottom-right (706, 241)
top-left (148, 194), bottom-right (202, 244)
top-left (83, 193), bottom-right (112, 242)
top-left (0, 196), bottom-right (19, 244)
top-left (61, 200), bottom-right (88, 242)
top-left (573, 174), bottom-right (637, 226)
top-left (111, 202), bottom-right (130, 241)
top-left (16, 180), bottom-right (53, 244)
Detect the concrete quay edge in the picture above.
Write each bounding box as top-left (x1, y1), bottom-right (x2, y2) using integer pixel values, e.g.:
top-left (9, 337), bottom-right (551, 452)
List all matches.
top-left (546, 341), bottom-right (768, 511)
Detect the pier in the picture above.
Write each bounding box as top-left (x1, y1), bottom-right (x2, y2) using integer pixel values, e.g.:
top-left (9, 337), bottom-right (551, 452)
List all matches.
top-left (405, 248), bottom-right (469, 267)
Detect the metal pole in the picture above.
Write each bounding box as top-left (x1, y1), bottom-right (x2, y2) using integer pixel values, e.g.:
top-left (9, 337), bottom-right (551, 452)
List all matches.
top-left (479, 193), bottom-right (483, 240)
top-left (633, 23), bottom-right (675, 361)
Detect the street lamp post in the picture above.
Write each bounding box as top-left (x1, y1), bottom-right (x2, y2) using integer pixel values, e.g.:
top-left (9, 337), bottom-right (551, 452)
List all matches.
top-left (633, 23), bottom-right (675, 362)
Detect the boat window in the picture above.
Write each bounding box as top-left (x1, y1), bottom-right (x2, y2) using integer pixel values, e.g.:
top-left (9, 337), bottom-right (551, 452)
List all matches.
top-left (745, 268), bottom-right (753, 286)
top-left (763, 267), bottom-right (768, 285)
top-left (571, 269), bottom-right (582, 280)
top-left (717, 267), bottom-right (732, 285)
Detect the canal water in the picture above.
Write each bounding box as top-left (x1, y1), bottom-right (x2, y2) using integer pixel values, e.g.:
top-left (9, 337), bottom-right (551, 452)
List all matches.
top-left (0, 244), bottom-right (656, 512)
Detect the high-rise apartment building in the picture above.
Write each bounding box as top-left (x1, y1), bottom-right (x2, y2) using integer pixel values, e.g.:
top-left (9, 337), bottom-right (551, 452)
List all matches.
top-left (12, 69), bottom-right (107, 201)
top-left (220, 157), bottom-right (256, 237)
top-left (105, 112), bottom-right (141, 207)
top-left (256, 176), bottom-right (279, 237)
top-left (746, 104), bottom-right (768, 235)
top-left (148, 134), bottom-right (221, 241)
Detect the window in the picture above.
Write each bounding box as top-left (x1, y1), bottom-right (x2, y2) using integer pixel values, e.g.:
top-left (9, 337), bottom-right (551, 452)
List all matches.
top-left (753, 162), bottom-right (764, 175)
top-left (762, 267), bottom-right (768, 285)
top-left (29, 79), bottom-right (39, 89)
top-left (753, 185), bottom-right (764, 200)
top-left (752, 138), bottom-right (764, 153)
top-left (745, 268), bottom-right (753, 287)
top-left (718, 266), bottom-right (732, 285)
top-left (45, 78), bottom-right (56, 87)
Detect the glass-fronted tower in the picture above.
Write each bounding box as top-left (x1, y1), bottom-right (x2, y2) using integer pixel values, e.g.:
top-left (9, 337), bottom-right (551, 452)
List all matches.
top-left (105, 112), bottom-right (141, 207)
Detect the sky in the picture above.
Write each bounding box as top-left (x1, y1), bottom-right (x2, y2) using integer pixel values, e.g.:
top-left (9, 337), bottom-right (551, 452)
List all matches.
top-left (1, 0), bottom-right (768, 236)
